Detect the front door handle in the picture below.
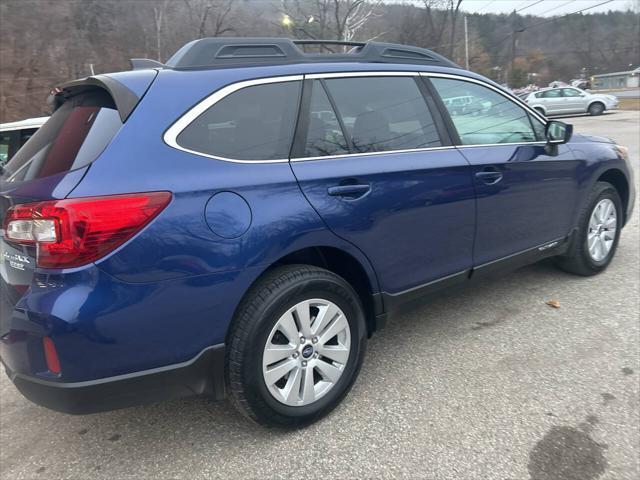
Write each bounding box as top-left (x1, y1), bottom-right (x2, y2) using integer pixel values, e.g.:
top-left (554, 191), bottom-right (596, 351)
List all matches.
top-left (475, 167), bottom-right (503, 185)
top-left (327, 184), bottom-right (371, 199)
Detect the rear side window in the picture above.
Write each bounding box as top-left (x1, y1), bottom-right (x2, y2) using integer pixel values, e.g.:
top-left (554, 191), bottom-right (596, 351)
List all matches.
top-left (321, 76), bottom-right (442, 154)
top-left (176, 81), bottom-right (301, 161)
top-left (3, 90), bottom-right (122, 182)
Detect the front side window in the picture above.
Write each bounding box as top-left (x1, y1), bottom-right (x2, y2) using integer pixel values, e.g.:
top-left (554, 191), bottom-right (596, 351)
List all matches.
top-left (177, 81), bottom-right (301, 161)
top-left (561, 88), bottom-right (583, 97)
top-left (321, 76), bottom-right (442, 154)
top-left (431, 78), bottom-right (539, 145)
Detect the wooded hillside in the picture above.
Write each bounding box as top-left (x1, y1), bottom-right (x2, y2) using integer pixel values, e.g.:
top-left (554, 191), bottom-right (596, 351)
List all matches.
top-left (0, 0), bottom-right (638, 121)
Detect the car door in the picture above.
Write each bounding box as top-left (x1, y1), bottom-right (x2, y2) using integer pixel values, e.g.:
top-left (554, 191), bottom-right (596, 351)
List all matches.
top-left (427, 75), bottom-right (580, 267)
top-left (540, 88), bottom-right (565, 115)
top-left (561, 88), bottom-right (587, 113)
top-left (290, 74), bottom-right (476, 296)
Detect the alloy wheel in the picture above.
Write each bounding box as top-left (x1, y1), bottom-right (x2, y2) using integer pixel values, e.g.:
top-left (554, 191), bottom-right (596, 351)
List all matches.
top-left (262, 299), bottom-right (351, 407)
top-left (587, 198), bottom-right (617, 262)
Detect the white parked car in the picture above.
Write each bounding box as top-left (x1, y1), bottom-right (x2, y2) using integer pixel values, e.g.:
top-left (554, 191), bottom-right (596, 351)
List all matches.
top-left (524, 87), bottom-right (618, 117)
top-left (0, 116), bottom-right (48, 168)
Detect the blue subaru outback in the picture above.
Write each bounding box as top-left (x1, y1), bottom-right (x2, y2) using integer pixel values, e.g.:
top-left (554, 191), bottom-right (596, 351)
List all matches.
top-left (0, 38), bottom-right (635, 427)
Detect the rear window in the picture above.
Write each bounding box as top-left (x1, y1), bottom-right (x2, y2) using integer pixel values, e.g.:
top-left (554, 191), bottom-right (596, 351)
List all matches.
top-left (176, 81), bottom-right (301, 161)
top-left (2, 89), bottom-right (122, 182)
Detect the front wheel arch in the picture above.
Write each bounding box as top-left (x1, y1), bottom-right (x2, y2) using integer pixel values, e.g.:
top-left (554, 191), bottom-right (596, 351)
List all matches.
top-left (597, 169), bottom-right (630, 225)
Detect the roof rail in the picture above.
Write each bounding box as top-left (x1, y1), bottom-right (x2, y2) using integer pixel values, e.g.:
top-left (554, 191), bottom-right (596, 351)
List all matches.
top-left (157, 37), bottom-right (459, 70)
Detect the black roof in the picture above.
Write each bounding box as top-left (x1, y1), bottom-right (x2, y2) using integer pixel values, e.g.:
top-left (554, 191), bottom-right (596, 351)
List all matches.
top-left (131, 38), bottom-right (459, 71)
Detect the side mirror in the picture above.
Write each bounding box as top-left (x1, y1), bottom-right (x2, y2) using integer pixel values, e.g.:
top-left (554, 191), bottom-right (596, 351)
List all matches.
top-left (546, 120), bottom-right (573, 144)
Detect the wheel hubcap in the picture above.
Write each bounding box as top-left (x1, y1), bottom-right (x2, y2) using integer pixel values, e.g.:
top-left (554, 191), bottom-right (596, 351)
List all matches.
top-left (587, 198), bottom-right (617, 262)
top-left (262, 299), bottom-right (351, 407)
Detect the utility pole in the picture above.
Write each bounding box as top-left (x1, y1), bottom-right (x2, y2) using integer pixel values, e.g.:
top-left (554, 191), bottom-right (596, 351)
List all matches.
top-left (464, 15), bottom-right (469, 70)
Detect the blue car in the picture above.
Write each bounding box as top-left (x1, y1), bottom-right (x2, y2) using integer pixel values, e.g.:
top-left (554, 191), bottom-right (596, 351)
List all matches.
top-left (0, 38), bottom-right (635, 427)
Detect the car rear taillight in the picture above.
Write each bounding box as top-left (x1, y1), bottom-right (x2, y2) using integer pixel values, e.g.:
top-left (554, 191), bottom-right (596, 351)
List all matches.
top-left (3, 192), bottom-right (171, 268)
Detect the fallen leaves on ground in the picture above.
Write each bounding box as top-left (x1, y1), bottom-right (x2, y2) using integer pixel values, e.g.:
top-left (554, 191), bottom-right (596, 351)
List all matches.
top-left (546, 300), bottom-right (561, 309)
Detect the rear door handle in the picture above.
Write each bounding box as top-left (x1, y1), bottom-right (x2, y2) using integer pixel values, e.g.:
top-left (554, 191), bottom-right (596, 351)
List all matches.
top-left (475, 168), bottom-right (503, 185)
top-left (327, 184), bottom-right (371, 199)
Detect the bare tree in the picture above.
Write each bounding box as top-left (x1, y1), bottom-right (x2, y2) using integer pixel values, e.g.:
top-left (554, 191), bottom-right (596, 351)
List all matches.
top-left (281, 0), bottom-right (380, 43)
top-left (183, 0), bottom-right (236, 39)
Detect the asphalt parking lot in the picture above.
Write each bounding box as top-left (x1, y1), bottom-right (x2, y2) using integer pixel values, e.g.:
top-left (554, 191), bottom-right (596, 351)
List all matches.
top-left (1, 111), bottom-right (638, 480)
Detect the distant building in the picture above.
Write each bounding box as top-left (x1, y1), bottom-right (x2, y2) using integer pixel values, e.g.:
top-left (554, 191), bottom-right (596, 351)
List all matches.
top-left (591, 68), bottom-right (639, 89)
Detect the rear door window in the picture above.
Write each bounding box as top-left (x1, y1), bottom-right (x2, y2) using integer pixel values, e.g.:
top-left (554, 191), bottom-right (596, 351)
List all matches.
top-left (2, 90), bottom-right (122, 182)
top-left (176, 81), bottom-right (301, 161)
top-left (301, 81), bottom-right (350, 157)
top-left (541, 89), bottom-right (562, 98)
top-left (320, 76), bottom-right (442, 154)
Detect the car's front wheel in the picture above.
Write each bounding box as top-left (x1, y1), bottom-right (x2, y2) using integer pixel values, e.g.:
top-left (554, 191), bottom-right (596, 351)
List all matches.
top-left (588, 102), bottom-right (605, 116)
top-left (555, 182), bottom-right (622, 276)
top-left (226, 265), bottom-right (367, 427)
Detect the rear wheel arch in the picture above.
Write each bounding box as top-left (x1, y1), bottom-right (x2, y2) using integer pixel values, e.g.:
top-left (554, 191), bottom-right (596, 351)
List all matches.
top-left (533, 106), bottom-right (546, 116)
top-left (234, 246), bottom-right (381, 338)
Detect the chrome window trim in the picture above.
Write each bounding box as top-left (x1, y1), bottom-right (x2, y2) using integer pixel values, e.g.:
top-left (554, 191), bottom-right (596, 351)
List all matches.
top-left (456, 141), bottom-right (547, 149)
top-left (305, 71), bottom-right (419, 80)
top-left (163, 74), bottom-right (303, 164)
top-left (291, 145), bottom-right (456, 162)
top-left (164, 70), bottom-right (551, 164)
top-left (420, 71), bottom-right (549, 125)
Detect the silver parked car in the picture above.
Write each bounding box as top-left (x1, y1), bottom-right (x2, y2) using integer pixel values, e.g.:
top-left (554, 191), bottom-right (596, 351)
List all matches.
top-left (524, 87), bottom-right (618, 117)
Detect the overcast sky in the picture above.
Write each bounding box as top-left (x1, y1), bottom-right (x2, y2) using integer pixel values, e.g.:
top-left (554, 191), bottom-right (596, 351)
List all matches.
top-left (459, 0), bottom-right (636, 16)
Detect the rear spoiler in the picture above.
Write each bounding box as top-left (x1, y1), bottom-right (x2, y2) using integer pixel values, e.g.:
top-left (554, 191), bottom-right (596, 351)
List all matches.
top-left (47, 72), bottom-right (156, 122)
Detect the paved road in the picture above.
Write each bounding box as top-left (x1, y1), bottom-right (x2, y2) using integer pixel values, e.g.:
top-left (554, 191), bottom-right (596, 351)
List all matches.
top-left (611, 89), bottom-right (640, 99)
top-left (1, 112), bottom-right (638, 480)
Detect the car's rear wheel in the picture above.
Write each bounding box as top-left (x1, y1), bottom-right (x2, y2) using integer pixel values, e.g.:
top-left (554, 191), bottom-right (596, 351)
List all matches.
top-left (226, 264), bottom-right (366, 427)
top-left (555, 182), bottom-right (622, 276)
top-left (588, 102), bottom-right (605, 116)
top-left (534, 107), bottom-right (545, 117)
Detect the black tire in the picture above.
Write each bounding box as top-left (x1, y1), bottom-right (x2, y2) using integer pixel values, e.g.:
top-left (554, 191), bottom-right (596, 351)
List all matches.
top-left (534, 107), bottom-right (546, 117)
top-left (555, 182), bottom-right (622, 276)
top-left (588, 102), bottom-right (605, 116)
top-left (225, 264), bottom-right (367, 428)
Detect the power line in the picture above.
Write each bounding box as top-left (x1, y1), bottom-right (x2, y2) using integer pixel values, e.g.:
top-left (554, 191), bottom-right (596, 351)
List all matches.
top-left (474, 0), bottom-right (498, 14)
top-left (522, 0), bottom-right (617, 31)
top-left (539, 0), bottom-right (579, 17)
top-left (515, 0), bottom-right (545, 13)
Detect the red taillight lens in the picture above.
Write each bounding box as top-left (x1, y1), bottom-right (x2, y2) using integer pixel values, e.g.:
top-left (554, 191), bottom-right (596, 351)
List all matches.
top-left (3, 192), bottom-right (171, 268)
top-left (43, 337), bottom-right (61, 374)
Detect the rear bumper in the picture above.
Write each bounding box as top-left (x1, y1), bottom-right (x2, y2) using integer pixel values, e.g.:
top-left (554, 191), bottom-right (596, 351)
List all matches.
top-left (2, 344), bottom-right (225, 414)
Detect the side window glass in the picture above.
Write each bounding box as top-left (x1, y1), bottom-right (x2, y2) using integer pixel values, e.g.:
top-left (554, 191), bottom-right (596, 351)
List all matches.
top-left (0, 131), bottom-right (10, 167)
top-left (323, 76), bottom-right (442, 153)
top-left (542, 89), bottom-right (562, 98)
top-left (177, 81), bottom-right (301, 161)
top-left (20, 128), bottom-right (38, 147)
top-left (529, 114), bottom-right (546, 141)
top-left (561, 88), bottom-right (581, 97)
top-left (431, 78), bottom-right (537, 145)
top-left (303, 81), bottom-right (349, 157)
